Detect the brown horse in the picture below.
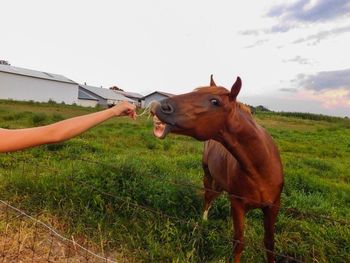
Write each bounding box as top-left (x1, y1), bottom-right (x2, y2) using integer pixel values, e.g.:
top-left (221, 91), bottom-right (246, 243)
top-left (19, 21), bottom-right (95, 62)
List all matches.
top-left (151, 76), bottom-right (284, 263)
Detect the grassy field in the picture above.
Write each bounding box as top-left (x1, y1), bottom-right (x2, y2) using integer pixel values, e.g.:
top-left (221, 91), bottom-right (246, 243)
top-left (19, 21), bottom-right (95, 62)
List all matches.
top-left (0, 99), bottom-right (349, 262)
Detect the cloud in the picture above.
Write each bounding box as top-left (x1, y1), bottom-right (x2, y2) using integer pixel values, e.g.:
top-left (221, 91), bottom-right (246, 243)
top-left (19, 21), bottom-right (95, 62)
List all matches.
top-left (282, 55), bottom-right (313, 65)
top-left (241, 2), bottom-right (350, 38)
top-left (268, 0), bottom-right (350, 22)
top-left (280, 87), bottom-right (299, 92)
top-left (269, 22), bottom-right (298, 33)
top-left (267, 0), bottom-right (350, 32)
top-left (244, 39), bottom-right (269, 48)
top-left (239, 29), bottom-right (261, 36)
top-left (242, 93), bottom-right (350, 116)
top-left (295, 69), bottom-right (350, 91)
top-left (295, 88), bottom-right (350, 109)
top-left (287, 68), bottom-right (350, 110)
top-left (292, 25), bottom-right (350, 44)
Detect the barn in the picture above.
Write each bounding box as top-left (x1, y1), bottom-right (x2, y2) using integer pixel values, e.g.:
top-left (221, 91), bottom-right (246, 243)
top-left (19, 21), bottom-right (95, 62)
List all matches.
top-left (143, 91), bottom-right (174, 107)
top-left (77, 89), bottom-right (99, 107)
top-left (79, 84), bottom-right (134, 107)
top-left (0, 64), bottom-right (79, 104)
top-left (113, 90), bottom-right (144, 108)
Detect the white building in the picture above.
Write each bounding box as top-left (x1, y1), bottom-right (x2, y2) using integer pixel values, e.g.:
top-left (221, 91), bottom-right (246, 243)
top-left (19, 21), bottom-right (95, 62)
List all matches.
top-left (0, 64), bottom-right (79, 104)
top-left (79, 85), bottom-right (134, 107)
top-left (113, 90), bottom-right (144, 108)
top-left (77, 89), bottom-right (99, 107)
top-left (143, 91), bottom-right (174, 107)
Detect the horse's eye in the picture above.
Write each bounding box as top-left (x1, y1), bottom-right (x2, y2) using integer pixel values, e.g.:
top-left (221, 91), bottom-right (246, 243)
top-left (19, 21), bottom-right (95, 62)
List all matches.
top-left (210, 99), bottom-right (220, 106)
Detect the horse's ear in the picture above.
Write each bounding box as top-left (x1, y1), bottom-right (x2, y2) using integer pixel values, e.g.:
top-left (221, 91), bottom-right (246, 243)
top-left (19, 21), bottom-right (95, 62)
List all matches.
top-left (229, 76), bottom-right (242, 100)
top-left (210, 74), bottom-right (217, 86)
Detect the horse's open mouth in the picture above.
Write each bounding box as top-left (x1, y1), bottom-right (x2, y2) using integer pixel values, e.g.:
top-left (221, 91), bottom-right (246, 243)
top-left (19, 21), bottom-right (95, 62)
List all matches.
top-left (152, 115), bottom-right (172, 139)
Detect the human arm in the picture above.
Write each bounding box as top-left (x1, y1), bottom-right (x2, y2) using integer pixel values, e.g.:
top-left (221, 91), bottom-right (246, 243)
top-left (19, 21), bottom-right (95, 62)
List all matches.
top-left (0, 101), bottom-right (136, 153)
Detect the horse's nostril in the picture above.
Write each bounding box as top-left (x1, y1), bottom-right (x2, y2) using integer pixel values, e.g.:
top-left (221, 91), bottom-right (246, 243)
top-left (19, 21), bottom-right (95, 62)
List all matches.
top-left (160, 103), bottom-right (174, 114)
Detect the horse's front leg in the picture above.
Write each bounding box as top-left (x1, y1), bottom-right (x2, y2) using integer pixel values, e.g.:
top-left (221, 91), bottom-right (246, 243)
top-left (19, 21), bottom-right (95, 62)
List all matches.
top-left (230, 199), bottom-right (246, 263)
top-left (203, 165), bottom-right (222, 220)
top-left (262, 198), bottom-right (280, 263)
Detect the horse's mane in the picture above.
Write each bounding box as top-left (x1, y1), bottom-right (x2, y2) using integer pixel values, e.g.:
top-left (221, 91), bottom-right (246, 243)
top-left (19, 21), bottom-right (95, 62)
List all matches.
top-left (237, 102), bottom-right (252, 116)
top-left (194, 86), bottom-right (229, 95)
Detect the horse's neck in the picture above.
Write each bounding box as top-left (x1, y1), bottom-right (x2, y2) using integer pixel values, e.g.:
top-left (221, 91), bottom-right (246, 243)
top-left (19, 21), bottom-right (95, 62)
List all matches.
top-left (218, 109), bottom-right (270, 175)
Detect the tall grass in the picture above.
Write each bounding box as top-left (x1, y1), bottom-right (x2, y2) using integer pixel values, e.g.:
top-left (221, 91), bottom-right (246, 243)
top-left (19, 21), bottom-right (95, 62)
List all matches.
top-left (0, 100), bottom-right (349, 262)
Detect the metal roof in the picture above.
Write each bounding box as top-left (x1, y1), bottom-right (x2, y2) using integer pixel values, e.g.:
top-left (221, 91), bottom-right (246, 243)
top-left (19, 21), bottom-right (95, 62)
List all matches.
top-left (113, 90), bottom-right (144, 99)
top-left (143, 91), bottom-right (175, 99)
top-left (79, 85), bottom-right (134, 102)
top-left (0, 64), bottom-right (76, 84)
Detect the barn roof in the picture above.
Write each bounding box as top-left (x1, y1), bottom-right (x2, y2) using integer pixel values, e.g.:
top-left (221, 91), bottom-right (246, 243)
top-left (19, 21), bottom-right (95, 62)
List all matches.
top-left (143, 91), bottom-right (175, 99)
top-left (0, 64), bottom-right (76, 84)
top-left (113, 90), bottom-right (144, 100)
top-left (79, 85), bottom-right (134, 102)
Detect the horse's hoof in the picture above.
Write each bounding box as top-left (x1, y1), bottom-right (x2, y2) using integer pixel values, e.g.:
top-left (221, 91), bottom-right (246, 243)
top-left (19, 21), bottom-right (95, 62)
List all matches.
top-left (202, 210), bottom-right (209, 221)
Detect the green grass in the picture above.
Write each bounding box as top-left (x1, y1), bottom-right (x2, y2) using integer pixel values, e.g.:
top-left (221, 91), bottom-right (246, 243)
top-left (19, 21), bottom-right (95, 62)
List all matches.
top-left (0, 99), bottom-right (349, 262)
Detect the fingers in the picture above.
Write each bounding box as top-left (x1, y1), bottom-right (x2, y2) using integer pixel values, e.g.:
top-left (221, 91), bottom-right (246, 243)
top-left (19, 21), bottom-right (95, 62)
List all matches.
top-left (126, 103), bottom-right (137, 119)
top-left (114, 101), bottom-right (137, 119)
top-left (125, 108), bottom-right (137, 120)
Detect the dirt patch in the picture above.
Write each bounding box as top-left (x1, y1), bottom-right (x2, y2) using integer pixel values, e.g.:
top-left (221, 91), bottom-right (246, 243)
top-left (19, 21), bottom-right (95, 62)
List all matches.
top-left (0, 204), bottom-right (131, 263)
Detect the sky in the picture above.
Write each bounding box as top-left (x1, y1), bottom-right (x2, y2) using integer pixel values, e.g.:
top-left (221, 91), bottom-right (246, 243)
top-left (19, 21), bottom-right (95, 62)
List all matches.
top-left (1, 0), bottom-right (350, 116)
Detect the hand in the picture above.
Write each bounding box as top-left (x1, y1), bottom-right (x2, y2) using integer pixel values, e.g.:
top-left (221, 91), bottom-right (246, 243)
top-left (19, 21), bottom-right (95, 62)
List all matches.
top-left (111, 101), bottom-right (137, 119)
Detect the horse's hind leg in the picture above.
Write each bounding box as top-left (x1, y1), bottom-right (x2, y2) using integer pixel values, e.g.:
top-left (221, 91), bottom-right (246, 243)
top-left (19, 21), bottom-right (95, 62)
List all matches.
top-left (262, 198), bottom-right (280, 263)
top-left (202, 164), bottom-right (222, 221)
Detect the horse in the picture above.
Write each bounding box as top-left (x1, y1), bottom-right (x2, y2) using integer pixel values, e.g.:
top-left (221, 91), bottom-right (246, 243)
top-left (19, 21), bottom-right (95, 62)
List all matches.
top-left (150, 76), bottom-right (284, 263)
top-left (202, 103), bottom-right (253, 221)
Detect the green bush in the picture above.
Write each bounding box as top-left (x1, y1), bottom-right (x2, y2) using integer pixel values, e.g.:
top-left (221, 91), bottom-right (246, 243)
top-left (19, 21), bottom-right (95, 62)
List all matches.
top-left (31, 112), bottom-right (48, 126)
top-left (51, 113), bottom-right (65, 122)
top-left (48, 99), bottom-right (57, 104)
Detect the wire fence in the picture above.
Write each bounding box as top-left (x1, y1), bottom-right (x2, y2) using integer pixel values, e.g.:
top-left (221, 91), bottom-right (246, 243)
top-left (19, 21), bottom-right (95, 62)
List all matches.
top-left (1, 153), bottom-right (348, 262)
top-left (0, 200), bottom-right (118, 263)
top-left (61, 153), bottom-right (350, 226)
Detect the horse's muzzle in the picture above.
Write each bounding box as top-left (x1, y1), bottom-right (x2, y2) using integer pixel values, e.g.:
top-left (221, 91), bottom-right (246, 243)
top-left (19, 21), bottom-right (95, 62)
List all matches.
top-left (160, 101), bottom-right (174, 114)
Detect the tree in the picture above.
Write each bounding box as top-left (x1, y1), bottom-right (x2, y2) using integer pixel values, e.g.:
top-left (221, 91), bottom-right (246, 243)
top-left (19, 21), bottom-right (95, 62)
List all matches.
top-left (0, 60), bottom-right (11, 66)
top-left (255, 105), bottom-right (270, 112)
top-left (109, 86), bottom-right (124, 91)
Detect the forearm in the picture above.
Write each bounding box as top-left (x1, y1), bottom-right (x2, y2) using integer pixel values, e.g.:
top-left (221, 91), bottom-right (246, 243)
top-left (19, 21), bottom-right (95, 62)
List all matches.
top-left (0, 108), bottom-right (115, 153)
top-left (0, 101), bottom-right (136, 153)
top-left (48, 108), bottom-right (115, 143)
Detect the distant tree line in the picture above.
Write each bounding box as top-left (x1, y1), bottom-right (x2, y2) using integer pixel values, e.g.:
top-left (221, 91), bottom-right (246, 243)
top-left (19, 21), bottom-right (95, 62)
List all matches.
top-left (247, 104), bottom-right (348, 122)
top-left (273, 111), bottom-right (346, 122)
top-left (250, 105), bottom-right (271, 113)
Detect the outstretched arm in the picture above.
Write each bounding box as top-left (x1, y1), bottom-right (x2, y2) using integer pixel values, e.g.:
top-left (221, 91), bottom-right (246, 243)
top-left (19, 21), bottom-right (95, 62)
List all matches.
top-left (0, 101), bottom-right (136, 153)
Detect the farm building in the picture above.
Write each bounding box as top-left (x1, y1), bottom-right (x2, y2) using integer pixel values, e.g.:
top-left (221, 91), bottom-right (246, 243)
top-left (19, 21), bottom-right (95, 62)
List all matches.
top-left (0, 64), bottom-right (79, 104)
top-left (112, 90), bottom-right (144, 108)
top-left (77, 89), bottom-right (99, 107)
top-left (143, 91), bottom-right (174, 107)
top-left (79, 84), bottom-right (134, 107)
top-left (0, 62), bottom-right (169, 109)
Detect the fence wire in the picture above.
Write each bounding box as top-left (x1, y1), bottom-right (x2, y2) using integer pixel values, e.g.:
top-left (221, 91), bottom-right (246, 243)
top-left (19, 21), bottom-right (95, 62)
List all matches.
top-left (60, 153), bottom-right (350, 226)
top-left (2, 153), bottom-right (345, 262)
top-left (0, 200), bottom-right (118, 263)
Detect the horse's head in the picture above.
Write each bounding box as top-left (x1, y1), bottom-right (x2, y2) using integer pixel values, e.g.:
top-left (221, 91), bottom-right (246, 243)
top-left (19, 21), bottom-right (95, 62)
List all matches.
top-left (151, 75), bottom-right (242, 141)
